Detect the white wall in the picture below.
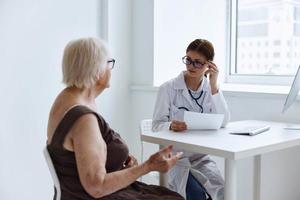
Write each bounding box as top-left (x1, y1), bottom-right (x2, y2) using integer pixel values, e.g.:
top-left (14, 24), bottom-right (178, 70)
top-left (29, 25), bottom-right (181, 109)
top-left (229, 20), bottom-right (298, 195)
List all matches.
top-left (131, 0), bottom-right (154, 86)
top-left (96, 0), bottom-right (133, 144)
top-left (0, 0), bottom-right (132, 199)
top-left (153, 0), bottom-right (227, 86)
top-left (130, 1), bottom-right (300, 200)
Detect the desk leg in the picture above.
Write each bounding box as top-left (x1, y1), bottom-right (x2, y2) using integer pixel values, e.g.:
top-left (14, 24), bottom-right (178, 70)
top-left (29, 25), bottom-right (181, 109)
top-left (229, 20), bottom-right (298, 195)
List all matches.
top-left (225, 159), bottom-right (237, 200)
top-left (159, 145), bottom-right (168, 187)
top-left (253, 155), bottom-right (261, 200)
top-left (159, 172), bottom-right (168, 187)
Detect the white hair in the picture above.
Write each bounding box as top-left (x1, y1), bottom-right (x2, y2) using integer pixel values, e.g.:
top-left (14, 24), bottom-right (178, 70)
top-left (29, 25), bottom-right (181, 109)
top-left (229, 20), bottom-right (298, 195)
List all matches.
top-left (62, 37), bottom-right (109, 88)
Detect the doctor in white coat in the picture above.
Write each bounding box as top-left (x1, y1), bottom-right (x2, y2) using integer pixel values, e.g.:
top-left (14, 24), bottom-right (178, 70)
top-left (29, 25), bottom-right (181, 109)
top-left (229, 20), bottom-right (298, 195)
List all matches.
top-left (152, 39), bottom-right (230, 200)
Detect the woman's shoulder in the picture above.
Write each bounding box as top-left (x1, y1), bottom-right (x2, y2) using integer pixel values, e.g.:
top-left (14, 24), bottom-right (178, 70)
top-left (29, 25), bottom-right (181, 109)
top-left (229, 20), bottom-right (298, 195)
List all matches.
top-left (159, 72), bottom-right (186, 94)
top-left (157, 79), bottom-right (175, 97)
top-left (159, 79), bottom-right (173, 89)
top-left (159, 72), bottom-right (184, 90)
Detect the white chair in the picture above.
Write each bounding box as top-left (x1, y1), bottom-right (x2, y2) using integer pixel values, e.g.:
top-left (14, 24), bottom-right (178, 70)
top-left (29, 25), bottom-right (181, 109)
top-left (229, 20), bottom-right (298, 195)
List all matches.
top-left (139, 119), bottom-right (168, 187)
top-left (43, 147), bottom-right (61, 200)
top-left (139, 119), bottom-right (153, 136)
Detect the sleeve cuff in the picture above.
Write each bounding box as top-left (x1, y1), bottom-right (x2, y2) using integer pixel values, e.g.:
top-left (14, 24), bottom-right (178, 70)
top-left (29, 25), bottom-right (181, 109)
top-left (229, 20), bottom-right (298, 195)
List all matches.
top-left (212, 90), bottom-right (227, 113)
top-left (152, 121), bottom-right (172, 132)
top-left (162, 121), bottom-right (172, 131)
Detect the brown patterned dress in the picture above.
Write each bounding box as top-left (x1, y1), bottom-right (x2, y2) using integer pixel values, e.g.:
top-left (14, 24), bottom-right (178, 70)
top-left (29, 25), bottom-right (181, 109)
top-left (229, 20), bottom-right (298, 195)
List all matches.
top-left (47, 105), bottom-right (183, 200)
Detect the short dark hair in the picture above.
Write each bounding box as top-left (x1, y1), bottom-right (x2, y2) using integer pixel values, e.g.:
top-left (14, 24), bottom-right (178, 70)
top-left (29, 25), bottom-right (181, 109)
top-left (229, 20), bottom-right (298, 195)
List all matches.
top-left (186, 39), bottom-right (215, 61)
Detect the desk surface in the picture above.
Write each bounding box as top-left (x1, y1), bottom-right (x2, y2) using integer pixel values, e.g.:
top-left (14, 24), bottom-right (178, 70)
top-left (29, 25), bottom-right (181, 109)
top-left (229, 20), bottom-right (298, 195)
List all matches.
top-left (141, 120), bottom-right (300, 159)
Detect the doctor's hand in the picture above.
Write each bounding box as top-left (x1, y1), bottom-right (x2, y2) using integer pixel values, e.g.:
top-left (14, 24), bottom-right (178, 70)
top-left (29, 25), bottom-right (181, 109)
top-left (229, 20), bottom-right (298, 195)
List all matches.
top-left (144, 145), bottom-right (183, 173)
top-left (205, 61), bottom-right (219, 95)
top-left (170, 120), bottom-right (187, 132)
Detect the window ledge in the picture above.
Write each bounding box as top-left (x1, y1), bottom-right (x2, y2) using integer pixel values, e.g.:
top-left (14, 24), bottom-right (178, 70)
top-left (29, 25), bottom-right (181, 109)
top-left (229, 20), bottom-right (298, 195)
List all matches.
top-left (221, 83), bottom-right (291, 99)
top-left (130, 85), bottom-right (159, 92)
top-left (130, 83), bottom-right (299, 100)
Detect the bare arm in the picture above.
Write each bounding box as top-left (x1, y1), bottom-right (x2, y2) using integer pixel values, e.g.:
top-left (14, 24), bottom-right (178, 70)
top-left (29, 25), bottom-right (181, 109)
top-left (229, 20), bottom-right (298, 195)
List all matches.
top-left (71, 114), bottom-right (181, 198)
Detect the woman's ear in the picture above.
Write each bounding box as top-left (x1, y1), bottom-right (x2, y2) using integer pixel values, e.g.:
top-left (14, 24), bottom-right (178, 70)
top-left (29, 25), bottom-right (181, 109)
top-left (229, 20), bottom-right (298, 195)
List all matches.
top-left (96, 69), bottom-right (105, 80)
top-left (95, 71), bottom-right (104, 85)
top-left (95, 73), bottom-right (100, 80)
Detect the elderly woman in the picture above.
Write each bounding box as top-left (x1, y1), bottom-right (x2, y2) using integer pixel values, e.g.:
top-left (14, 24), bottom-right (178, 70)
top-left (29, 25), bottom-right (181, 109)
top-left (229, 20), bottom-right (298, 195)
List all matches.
top-left (46, 37), bottom-right (184, 200)
top-left (152, 39), bottom-right (230, 200)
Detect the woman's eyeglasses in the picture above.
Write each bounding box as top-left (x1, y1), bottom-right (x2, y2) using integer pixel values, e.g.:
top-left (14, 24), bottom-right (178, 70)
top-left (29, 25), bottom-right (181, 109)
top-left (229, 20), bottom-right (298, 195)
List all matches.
top-left (107, 58), bottom-right (116, 69)
top-left (182, 56), bottom-right (205, 68)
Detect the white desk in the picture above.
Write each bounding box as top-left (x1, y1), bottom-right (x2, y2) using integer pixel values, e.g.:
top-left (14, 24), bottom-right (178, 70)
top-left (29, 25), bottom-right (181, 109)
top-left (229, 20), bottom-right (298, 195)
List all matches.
top-left (140, 120), bottom-right (300, 200)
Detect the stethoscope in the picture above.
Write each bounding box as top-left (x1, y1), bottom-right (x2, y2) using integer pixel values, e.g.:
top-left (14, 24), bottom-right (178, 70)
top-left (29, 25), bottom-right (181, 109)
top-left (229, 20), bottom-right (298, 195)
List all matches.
top-left (178, 89), bottom-right (205, 113)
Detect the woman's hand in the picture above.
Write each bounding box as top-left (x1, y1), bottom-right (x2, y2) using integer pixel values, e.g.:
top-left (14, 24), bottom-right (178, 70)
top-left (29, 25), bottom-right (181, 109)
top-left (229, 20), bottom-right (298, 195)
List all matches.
top-left (205, 61), bottom-right (219, 95)
top-left (170, 120), bottom-right (187, 132)
top-left (144, 145), bottom-right (182, 173)
top-left (122, 154), bottom-right (138, 169)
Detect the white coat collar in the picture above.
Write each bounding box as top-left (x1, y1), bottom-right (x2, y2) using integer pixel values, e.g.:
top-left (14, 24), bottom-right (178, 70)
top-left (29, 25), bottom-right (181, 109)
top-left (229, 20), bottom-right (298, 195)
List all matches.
top-left (173, 71), bottom-right (210, 109)
top-left (173, 71), bottom-right (210, 92)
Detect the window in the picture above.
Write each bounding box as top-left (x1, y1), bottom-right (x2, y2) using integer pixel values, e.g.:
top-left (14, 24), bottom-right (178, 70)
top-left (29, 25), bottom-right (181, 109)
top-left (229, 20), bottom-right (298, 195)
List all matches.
top-left (153, 0), bottom-right (300, 86)
top-left (229, 0), bottom-right (300, 85)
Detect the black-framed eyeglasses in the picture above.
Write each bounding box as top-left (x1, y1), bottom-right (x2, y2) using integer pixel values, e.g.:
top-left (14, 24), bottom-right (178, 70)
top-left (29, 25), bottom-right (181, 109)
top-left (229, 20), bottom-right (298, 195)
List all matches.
top-left (182, 56), bottom-right (205, 68)
top-left (107, 58), bottom-right (115, 69)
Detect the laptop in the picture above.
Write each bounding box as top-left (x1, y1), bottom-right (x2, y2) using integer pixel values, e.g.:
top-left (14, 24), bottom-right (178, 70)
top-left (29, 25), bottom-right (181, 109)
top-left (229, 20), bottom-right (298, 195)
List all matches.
top-left (281, 66), bottom-right (300, 130)
top-left (282, 66), bottom-right (300, 114)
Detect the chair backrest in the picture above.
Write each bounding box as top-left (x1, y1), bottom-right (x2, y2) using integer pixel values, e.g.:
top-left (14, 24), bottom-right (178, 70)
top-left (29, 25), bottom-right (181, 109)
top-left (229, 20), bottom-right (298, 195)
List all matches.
top-left (138, 119), bottom-right (153, 182)
top-left (43, 147), bottom-right (61, 200)
top-left (140, 119), bottom-right (153, 135)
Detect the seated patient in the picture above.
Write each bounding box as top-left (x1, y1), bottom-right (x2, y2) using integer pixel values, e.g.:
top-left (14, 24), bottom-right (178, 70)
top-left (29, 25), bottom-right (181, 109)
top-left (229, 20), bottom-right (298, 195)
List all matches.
top-left (46, 37), bottom-right (184, 200)
top-left (152, 39), bottom-right (231, 200)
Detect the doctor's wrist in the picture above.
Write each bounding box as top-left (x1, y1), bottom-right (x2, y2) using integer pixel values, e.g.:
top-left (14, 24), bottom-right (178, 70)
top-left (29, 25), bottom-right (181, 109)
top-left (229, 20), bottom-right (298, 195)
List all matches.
top-left (211, 85), bottom-right (219, 95)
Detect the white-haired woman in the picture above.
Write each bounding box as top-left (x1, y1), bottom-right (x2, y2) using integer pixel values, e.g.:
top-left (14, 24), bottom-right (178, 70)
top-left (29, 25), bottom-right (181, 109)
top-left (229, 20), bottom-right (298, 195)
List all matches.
top-left (46, 37), bottom-right (184, 200)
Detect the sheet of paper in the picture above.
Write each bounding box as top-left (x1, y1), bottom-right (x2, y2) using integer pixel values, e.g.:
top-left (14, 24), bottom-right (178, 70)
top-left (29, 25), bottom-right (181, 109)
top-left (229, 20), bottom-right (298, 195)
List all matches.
top-left (184, 111), bottom-right (224, 130)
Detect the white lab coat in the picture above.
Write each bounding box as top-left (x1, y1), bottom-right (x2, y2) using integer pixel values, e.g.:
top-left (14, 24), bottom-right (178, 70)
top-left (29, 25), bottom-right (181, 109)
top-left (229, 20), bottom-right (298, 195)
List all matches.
top-left (152, 71), bottom-right (230, 200)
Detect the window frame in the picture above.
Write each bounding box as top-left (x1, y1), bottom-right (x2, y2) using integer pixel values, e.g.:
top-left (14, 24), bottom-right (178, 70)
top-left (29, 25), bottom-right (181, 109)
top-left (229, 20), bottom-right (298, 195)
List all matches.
top-left (226, 0), bottom-right (294, 86)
